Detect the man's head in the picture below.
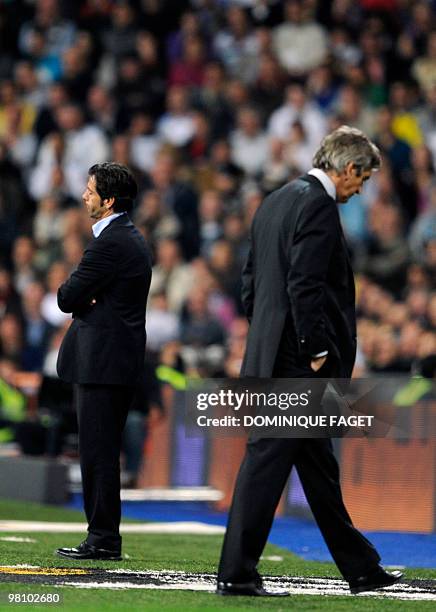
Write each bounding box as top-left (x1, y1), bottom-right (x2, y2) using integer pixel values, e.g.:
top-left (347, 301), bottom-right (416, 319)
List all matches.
top-left (312, 125), bottom-right (381, 203)
top-left (83, 162), bottom-right (137, 220)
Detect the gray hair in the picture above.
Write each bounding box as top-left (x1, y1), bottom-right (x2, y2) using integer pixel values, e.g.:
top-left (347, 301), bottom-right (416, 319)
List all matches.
top-left (312, 125), bottom-right (381, 174)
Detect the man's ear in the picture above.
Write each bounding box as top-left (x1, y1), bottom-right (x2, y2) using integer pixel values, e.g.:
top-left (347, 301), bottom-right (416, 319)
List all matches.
top-left (344, 161), bottom-right (355, 177)
top-left (103, 196), bottom-right (115, 210)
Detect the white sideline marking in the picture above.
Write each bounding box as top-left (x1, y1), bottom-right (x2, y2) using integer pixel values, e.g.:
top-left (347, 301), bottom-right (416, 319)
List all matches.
top-left (2, 566), bottom-right (436, 601)
top-left (0, 537), bottom-right (37, 543)
top-left (63, 574), bottom-right (436, 601)
top-left (0, 521), bottom-right (225, 535)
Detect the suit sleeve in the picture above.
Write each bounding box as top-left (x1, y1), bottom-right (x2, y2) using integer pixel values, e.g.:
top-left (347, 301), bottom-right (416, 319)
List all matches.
top-left (287, 195), bottom-right (338, 356)
top-left (57, 237), bottom-right (118, 313)
top-left (241, 238), bottom-right (254, 323)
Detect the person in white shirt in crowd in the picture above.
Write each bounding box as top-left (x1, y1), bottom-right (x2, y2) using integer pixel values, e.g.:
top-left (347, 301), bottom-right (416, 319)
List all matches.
top-left (272, 0), bottom-right (328, 77)
top-left (148, 238), bottom-right (195, 313)
top-left (29, 103), bottom-right (109, 201)
top-left (283, 120), bottom-right (315, 173)
top-left (145, 292), bottom-right (180, 355)
top-left (230, 106), bottom-right (269, 176)
top-left (268, 82), bottom-right (327, 152)
top-left (157, 85), bottom-right (195, 148)
top-left (40, 261), bottom-right (71, 328)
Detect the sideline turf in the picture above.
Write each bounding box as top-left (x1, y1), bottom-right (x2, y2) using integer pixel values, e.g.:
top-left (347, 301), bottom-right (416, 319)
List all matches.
top-left (0, 499), bottom-right (435, 611)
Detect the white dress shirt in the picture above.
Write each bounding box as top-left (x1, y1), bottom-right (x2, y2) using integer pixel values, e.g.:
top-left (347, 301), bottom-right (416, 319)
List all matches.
top-left (92, 212), bottom-right (125, 238)
top-left (308, 168), bottom-right (336, 201)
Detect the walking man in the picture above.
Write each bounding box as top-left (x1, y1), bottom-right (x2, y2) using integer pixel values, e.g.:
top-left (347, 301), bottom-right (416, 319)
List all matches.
top-left (217, 126), bottom-right (403, 596)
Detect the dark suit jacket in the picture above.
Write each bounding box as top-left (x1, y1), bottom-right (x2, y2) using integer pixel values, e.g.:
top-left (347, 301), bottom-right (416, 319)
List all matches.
top-left (240, 174), bottom-right (356, 379)
top-left (57, 214), bottom-right (152, 386)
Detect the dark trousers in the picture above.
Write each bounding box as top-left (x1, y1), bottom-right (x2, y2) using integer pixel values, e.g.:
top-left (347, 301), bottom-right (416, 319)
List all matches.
top-left (217, 437), bottom-right (380, 583)
top-left (218, 351), bottom-right (380, 583)
top-left (75, 384), bottom-right (134, 551)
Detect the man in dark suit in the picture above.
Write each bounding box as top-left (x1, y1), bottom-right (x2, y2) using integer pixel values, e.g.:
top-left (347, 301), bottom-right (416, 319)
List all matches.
top-left (55, 162), bottom-right (152, 560)
top-left (217, 126), bottom-right (403, 596)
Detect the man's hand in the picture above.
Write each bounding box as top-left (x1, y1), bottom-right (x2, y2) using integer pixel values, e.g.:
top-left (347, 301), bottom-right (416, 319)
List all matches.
top-left (310, 355), bottom-right (327, 372)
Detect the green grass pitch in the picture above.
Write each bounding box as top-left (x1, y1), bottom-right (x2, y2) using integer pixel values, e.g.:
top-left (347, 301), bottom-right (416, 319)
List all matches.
top-left (0, 499), bottom-right (435, 611)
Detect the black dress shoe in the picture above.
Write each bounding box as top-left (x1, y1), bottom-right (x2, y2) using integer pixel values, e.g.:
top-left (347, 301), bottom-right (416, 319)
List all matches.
top-left (217, 581), bottom-right (289, 597)
top-left (56, 541), bottom-right (122, 561)
top-left (349, 566), bottom-right (403, 594)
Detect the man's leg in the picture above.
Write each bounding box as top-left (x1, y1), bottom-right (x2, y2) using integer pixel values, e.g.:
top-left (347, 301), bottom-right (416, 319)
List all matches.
top-left (218, 437), bottom-right (301, 583)
top-left (76, 384), bottom-right (133, 551)
top-left (295, 438), bottom-right (381, 580)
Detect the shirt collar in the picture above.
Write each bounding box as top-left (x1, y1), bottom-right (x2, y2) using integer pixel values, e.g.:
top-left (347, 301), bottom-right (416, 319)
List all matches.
top-left (308, 168), bottom-right (336, 201)
top-left (92, 212), bottom-right (125, 238)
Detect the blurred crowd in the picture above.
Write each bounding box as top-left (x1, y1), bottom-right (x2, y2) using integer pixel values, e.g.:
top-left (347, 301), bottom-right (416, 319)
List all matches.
top-left (0, 0), bottom-right (436, 394)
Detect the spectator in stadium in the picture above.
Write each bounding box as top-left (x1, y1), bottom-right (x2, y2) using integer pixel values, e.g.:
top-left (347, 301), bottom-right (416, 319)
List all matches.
top-left (145, 292), bottom-right (180, 356)
top-left (198, 189), bottom-right (224, 258)
top-left (133, 189), bottom-right (180, 250)
top-left (191, 61), bottom-right (233, 139)
top-left (166, 10), bottom-right (204, 65)
top-left (148, 238), bottom-right (194, 314)
top-left (180, 286), bottom-right (225, 349)
top-left (186, 110), bottom-right (213, 163)
top-left (18, 0), bottom-right (76, 59)
top-left (157, 85), bottom-right (196, 148)
top-left (268, 82), bottom-right (327, 151)
top-left (208, 239), bottom-right (241, 310)
top-left (0, 313), bottom-right (23, 367)
top-left (213, 5), bottom-right (259, 84)
top-left (272, 0), bottom-right (328, 77)
top-left (11, 236), bottom-right (39, 296)
top-left (230, 106), bottom-right (269, 177)
top-left (0, 80), bottom-right (37, 169)
top-left (33, 82), bottom-right (70, 143)
top-left (374, 105), bottom-right (415, 220)
top-left (100, 0), bottom-right (138, 60)
top-left (29, 103), bottom-right (109, 201)
top-left (33, 195), bottom-right (65, 257)
top-left (260, 137), bottom-right (290, 193)
top-left (412, 30), bottom-right (436, 94)
top-left (13, 60), bottom-right (46, 111)
top-left (61, 44), bottom-right (94, 103)
top-left (20, 280), bottom-right (54, 372)
top-left (251, 53), bottom-right (287, 121)
top-left (86, 85), bottom-right (118, 138)
top-left (335, 84), bottom-right (376, 139)
top-left (361, 200), bottom-right (410, 296)
top-left (40, 261), bottom-right (70, 328)
top-left (128, 112), bottom-right (161, 174)
top-left (168, 35), bottom-right (207, 88)
top-left (389, 81), bottom-right (423, 149)
top-left (0, 142), bottom-right (30, 262)
top-left (0, 267), bottom-right (23, 321)
top-left (283, 120), bottom-right (315, 173)
top-left (147, 150), bottom-right (200, 260)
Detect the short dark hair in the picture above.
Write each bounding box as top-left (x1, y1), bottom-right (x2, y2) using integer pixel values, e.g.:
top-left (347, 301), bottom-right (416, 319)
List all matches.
top-left (88, 162), bottom-right (138, 213)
